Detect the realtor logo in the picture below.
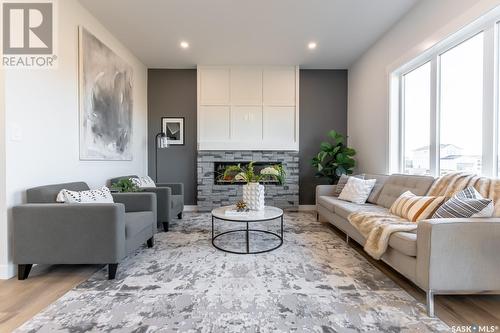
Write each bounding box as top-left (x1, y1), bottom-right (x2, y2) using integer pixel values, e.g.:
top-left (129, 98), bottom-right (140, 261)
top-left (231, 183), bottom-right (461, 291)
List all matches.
top-left (2, 0), bottom-right (57, 68)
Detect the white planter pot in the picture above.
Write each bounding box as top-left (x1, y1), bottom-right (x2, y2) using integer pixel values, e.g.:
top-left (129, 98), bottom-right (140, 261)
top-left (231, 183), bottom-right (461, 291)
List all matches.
top-left (242, 182), bottom-right (265, 211)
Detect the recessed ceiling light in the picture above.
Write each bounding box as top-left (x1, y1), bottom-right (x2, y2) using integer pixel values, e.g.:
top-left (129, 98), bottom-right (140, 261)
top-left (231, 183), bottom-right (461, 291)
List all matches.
top-left (180, 41), bottom-right (189, 49)
top-left (308, 42), bottom-right (317, 50)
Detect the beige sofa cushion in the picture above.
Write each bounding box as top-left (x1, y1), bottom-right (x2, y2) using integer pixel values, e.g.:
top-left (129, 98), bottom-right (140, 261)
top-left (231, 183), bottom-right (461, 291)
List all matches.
top-left (388, 232), bottom-right (417, 257)
top-left (334, 200), bottom-right (389, 219)
top-left (318, 193), bottom-right (417, 257)
top-left (376, 174), bottom-right (435, 208)
top-left (365, 174), bottom-right (389, 204)
top-left (317, 195), bottom-right (389, 219)
top-left (317, 195), bottom-right (339, 212)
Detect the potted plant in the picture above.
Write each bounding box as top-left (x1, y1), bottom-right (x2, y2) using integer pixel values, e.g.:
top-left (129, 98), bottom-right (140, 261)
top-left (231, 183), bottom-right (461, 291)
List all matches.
top-left (311, 130), bottom-right (356, 184)
top-left (111, 178), bottom-right (140, 192)
top-left (223, 162), bottom-right (286, 210)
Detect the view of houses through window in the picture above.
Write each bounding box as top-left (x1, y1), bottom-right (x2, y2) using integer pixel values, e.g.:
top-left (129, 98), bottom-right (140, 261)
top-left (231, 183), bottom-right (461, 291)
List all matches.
top-left (397, 24), bottom-right (490, 177)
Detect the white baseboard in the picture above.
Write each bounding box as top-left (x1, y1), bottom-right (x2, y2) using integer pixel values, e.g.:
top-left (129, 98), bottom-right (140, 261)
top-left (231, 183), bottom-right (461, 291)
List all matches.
top-left (183, 205), bottom-right (198, 212)
top-left (298, 205), bottom-right (317, 211)
top-left (0, 264), bottom-right (15, 280)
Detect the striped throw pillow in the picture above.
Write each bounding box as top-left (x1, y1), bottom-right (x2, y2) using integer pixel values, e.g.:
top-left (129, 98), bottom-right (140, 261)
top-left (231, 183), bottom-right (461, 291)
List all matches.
top-left (390, 191), bottom-right (446, 222)
top-left (432, 187), bottom-right (493, 219)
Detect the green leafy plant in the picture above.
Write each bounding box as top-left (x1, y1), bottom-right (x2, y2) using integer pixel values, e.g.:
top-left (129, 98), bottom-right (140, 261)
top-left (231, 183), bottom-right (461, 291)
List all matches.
top-left (112, 178), bottom-right (140, 192)
top-left (311, 130), bottom-right (356, 184)
top-left (221, 162), bottom-right (286, 185)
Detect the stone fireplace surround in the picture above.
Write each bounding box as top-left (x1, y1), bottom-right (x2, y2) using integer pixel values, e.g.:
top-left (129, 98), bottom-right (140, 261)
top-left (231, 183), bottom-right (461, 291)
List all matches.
top-left (197, 151), bottom-right (299, 211)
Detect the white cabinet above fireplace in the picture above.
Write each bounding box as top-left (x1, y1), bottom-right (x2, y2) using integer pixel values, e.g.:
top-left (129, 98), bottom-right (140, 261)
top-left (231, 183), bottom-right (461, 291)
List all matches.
top-left (197, 66), bottom-right (299, 151)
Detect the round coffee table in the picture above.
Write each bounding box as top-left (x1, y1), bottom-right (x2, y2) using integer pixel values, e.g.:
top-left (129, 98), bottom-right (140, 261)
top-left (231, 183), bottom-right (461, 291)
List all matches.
top-left (211, 206), bottom-right (284, 254)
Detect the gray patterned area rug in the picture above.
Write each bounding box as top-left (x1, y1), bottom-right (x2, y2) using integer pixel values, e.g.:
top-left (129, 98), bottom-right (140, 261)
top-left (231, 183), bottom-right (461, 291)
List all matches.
top-left (17, 212), bottom-right (448, 332)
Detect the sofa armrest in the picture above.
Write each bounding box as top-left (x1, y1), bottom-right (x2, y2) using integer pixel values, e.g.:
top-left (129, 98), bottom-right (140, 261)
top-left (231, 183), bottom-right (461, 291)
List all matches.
top-left (416, 218), bottom-right (500, 292)
top-left (12, 203), bottom-right (126, 264)
top-left (112, 192), bottom-right (156, 213)
top-left (315, 185), bottom-right (337, 204)
top-left (139, 187), bottom-right (171, 221)
top-left (155, 183), bottom-right (184, 195)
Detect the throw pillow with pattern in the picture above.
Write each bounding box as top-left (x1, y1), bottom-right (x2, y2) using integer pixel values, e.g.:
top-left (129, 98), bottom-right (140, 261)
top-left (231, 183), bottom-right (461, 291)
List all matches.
top-left (130, 176), bottom-right (156, 188)
top-left (338, 177), bottom-right (376, 204)
top-left (432, 187), bottom-right (493, 219)
top-left (390, 191), bottom-right (446, 222)
top-left (56, 186), bottom-right (114, 203)
top-left (333, 174), bottom-right (365, 197)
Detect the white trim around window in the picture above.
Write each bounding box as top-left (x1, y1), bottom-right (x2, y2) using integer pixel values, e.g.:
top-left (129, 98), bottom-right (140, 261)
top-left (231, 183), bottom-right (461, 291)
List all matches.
top-left (390, 5), bottom-right (500, 177)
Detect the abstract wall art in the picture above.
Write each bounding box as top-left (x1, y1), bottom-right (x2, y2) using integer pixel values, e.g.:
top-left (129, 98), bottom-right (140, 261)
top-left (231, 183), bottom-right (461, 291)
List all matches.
top-left (79, 26), bottom-right (133, 160)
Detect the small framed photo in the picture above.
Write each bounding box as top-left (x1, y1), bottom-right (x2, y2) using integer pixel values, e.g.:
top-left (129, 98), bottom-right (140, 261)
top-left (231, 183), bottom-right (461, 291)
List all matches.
top-left (162, 117), bottom-right (185, 145)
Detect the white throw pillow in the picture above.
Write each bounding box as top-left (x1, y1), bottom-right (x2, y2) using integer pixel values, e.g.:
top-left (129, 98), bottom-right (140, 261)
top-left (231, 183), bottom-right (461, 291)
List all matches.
top-left (56, 186), bottom-right (114, 203)
top-left (131, 176), bottom-right (156, 188)
top-left (338, 177), bottom-right (376, 204)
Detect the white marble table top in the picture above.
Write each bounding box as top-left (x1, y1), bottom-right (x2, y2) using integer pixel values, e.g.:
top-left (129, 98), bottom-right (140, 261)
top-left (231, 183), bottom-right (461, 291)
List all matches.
top-left (211, 205), bottom-right (283, 222)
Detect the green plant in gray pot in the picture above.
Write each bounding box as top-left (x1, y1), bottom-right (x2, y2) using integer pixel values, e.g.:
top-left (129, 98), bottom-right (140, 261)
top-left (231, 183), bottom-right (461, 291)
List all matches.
top-left (112, 178), bottom-right (140, 193)
top-left (311, 130), bottom-right (356, 184)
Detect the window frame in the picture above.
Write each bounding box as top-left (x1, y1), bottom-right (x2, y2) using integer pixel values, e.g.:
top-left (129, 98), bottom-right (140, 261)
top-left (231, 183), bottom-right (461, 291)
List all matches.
top-left (390, 8), bottom-right (500, 177)
top-left (400, 61), bottom-right (432, 175)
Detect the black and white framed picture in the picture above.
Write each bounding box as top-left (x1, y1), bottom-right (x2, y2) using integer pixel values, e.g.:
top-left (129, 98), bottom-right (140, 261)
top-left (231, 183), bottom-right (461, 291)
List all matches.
top-left (162, 117), bottom-right (185, 145)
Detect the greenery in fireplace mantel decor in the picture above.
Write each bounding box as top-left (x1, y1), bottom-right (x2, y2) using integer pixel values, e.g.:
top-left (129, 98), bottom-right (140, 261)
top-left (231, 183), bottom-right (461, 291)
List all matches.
top-left (219, 162), bottom-right (286, 185)
top-left (311, 130), bottom-right (357, 184)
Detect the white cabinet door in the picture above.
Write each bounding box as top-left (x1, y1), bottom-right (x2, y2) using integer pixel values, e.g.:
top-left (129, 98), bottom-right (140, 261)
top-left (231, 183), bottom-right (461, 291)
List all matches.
top-left (263, 106), bottom-right (295, 142)
top-left (231, 68), bottom-right (262, 105)
top-left (231, 106), bottom-right (262, 141)
top-left (263, 67), bottom-right (296, 106)
top-left (199, 68), bottom-right (230, 105)
top-left (198, 66), bottom-right (298, 150)
top-left (199, 106), bottom-right (230, 141)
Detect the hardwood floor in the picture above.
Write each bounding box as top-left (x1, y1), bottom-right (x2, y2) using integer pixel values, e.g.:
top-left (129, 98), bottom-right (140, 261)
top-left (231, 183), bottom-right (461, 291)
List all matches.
top-left (0, 264), bottom-right (99, 332)
top-left (325, 223), bottom-right (500, 328)
top-left (0, 227), bottom-right (498, 331)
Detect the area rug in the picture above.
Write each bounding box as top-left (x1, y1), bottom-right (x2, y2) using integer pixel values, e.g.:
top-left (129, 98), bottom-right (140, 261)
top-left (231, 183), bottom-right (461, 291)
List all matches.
top-left (16, 212), bottom-right (448, 332)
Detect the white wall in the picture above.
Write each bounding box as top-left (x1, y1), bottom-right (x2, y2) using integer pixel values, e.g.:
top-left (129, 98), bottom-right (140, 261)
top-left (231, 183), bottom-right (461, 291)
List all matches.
top-left (0, 0), bottom-right (148, 279)
top-left (0, 69), bottom-right (7, 279)
top-left (348, 0), bottom-right (500, 174)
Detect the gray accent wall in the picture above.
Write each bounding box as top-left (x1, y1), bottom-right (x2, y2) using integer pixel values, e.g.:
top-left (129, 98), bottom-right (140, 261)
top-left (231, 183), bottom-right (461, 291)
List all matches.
top-left (148, 69), bottom-right (197, 205)
top-left (299, 70), bottom-right (348, 205)
top-left (148, 69), bottom-right (347, 206)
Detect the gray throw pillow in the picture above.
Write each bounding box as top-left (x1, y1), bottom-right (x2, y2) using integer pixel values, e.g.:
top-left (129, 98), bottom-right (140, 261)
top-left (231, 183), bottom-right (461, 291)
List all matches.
top-left (432, 187), bottom-right (493, 218)
top-left (333, 174), bottom-right (365, 197)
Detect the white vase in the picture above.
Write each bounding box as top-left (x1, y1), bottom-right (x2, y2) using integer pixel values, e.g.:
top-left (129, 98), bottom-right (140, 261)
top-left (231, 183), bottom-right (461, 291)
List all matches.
top-left (242, 182), bottom-right (265, 211)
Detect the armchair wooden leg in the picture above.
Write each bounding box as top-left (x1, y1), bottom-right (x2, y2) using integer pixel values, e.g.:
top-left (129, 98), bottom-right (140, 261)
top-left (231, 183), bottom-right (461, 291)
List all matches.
top-left (18, 264), bottom-right (32, 280)
top-left (147, 236), bottom-right (154, 248)
top-left (108, 264), bottom-right (118, 280)
top-left (163, 222), bottom-right (169, 232)
top-left (177, 212), bottom-right (183, 219)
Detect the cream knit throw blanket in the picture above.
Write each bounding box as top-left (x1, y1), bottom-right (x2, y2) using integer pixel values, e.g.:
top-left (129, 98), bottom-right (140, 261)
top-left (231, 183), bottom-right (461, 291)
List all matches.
top-left (348, 172), bottom-right (500, 260)
top-left (427, 172), bottom-right (500, 215)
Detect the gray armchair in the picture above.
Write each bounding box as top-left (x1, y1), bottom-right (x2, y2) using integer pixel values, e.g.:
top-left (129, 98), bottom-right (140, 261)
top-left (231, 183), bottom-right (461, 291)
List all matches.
top-left (12, 182), bottom-right (156, 280)
top-left (110, 176), bottom-right (184, 232)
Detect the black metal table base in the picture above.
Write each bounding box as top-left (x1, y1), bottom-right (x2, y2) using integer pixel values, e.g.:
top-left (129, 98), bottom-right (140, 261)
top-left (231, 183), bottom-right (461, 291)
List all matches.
top-left (211, 215), bottom-right (284, 254)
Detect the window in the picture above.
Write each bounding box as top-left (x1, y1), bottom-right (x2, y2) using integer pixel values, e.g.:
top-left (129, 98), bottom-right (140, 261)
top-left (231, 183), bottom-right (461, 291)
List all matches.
top-left (439, 33), bottom-right (484, 175)
top-left (402, 62), bottom-right (431, 175)
top-left (392, 10), bottom-right (500, 178)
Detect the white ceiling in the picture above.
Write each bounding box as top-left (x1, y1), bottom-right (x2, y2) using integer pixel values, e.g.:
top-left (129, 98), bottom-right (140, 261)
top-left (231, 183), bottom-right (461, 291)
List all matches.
top-left (78, 0), bottom-right (418, 69)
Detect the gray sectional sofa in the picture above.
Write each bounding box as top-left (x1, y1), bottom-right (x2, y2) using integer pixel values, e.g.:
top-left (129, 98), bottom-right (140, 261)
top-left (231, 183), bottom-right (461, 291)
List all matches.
top-left (12, 182), bottom-right (157, 280)
top-left (316, 173), bottom-right (500, 316)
